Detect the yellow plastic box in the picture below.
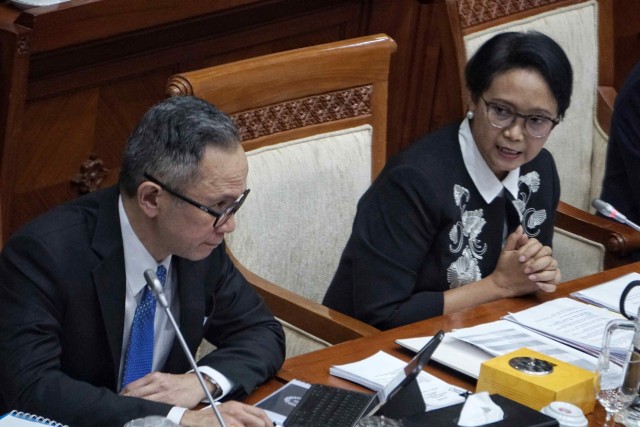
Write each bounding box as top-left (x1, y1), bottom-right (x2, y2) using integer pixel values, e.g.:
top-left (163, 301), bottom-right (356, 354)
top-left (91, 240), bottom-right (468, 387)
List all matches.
top-left (476, 348), bottom-right (595, 414)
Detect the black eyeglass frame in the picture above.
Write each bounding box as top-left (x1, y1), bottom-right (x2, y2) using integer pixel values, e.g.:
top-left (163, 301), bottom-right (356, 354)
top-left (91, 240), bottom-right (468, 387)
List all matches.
top-left (144, 172), bottom-right (250, 228)
top-left (480, 96), bottom-right (560, 139)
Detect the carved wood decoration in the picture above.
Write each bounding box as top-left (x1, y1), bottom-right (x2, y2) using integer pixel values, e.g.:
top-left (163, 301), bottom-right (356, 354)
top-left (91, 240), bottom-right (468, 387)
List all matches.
top-left (11, 0), bottom-right (629, 244)
top-left (17, 35), bottom-right (29, 55)
top-left (71, 154), bottom-right (111, 195)
top-left (165, 76), bottom-right (193, 98)
top-left (231, 85), bottom-right (372, 142)
top-left (455, 0), bottom-right (563, 28)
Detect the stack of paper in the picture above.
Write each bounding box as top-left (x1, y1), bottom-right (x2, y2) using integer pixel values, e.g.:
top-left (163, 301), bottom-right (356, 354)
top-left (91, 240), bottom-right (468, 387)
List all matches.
top-left (396, 335), bottom-right (490, 379)
top-left (397, 275), bottom-right (640, 381)
top-left (397, 319), bottom-right (601, 379)
top-left (451, 320), bottom-right (599, 371)
top-left (503, 297), bottom-right (632, 365)
top-left (397, 298), bottom-right (634, 379)
top-left (571, 272), bottom-right (640, 315)
top-left (329, 350), bottom-right (466, 411)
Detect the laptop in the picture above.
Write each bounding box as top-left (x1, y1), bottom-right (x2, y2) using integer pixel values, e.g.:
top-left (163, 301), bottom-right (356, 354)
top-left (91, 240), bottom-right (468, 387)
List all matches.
top-left (283, 330), bottom-right (445, 427)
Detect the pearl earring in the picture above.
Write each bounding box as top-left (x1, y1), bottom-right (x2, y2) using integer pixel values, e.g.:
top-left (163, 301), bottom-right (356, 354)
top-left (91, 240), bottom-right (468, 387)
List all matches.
top-left (466, 111), bottom-right (475, 120)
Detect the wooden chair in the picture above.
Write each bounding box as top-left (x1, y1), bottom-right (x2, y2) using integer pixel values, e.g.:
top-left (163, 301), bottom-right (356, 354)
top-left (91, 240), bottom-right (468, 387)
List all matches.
top-left (444, 0), bottom-right (640, 281)
top-left (166, 34), bottom-right (396, 357)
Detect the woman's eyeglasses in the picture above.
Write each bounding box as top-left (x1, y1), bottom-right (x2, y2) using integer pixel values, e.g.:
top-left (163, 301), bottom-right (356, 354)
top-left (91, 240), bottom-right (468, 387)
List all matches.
top-left (481, 97), bottom-right (559, 138)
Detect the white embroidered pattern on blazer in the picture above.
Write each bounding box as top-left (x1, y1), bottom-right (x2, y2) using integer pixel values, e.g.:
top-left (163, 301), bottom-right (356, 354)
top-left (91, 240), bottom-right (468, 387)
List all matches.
top-left (447, 184), bottom-right (486, 287)
top-left (446, 172), bottom-right (547, 288)
top-left (513, 171), bottom-right (547, 238)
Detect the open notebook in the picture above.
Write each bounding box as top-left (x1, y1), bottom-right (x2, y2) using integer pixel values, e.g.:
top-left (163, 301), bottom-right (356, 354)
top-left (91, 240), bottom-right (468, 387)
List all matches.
top-left (0, 411), bottom-right (68, 427)
top-left (284, 330), bottom-right (444, 427)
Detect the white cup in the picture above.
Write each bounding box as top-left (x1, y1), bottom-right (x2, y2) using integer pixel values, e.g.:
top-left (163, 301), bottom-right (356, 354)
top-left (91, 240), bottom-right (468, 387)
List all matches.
top-left (540, 401), bottom-right (588, 427)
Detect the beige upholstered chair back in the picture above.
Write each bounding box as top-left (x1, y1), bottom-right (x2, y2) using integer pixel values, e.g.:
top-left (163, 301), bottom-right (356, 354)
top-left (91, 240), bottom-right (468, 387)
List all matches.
top-left (459, 1), bottom-right (601, 210)
top-left (445, 0), bottom-right (614, 281)
top-left (167, 34), bottom-right (393, 356)
top-left (231, 125), bottom-right (374, 357)
top-left (234, 125), bottom-right (373, 303)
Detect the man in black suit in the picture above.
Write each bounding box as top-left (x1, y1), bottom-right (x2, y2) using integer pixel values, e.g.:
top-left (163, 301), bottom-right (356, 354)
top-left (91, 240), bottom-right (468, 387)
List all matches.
top-left (0, 96), bottom-right (285, 427)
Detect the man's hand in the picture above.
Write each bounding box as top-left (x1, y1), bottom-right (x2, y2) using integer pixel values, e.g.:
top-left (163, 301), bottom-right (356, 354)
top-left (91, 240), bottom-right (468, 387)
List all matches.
top-left (120, 372), bottom-right (206, 408)
top-left (181, 401), bottom-right (273, 427)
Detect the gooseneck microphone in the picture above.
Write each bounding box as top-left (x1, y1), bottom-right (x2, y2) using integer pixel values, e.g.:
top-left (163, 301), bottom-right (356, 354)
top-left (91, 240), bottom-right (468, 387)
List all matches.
top-left (592, 198), bottom-right (640, 232)
top-left (144, 269), bottom-right (227, 427)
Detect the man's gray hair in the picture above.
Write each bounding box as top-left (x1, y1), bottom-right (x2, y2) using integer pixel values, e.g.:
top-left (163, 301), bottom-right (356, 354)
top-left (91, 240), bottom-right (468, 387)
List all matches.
top-left (119, 96), bottom-right (240, 197)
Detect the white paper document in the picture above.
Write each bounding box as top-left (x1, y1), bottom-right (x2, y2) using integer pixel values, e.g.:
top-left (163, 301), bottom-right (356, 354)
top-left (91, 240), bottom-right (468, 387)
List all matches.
top-left (503, 297), bottom-right (632, 363)
top-left (450, 320), bottom-right (599, 370)
top-left (329, 350), bottom-right (466, 411)
top-left (397, 320), bottom-right (600, 379)
top-left (571, 272), bottom-right (640, 315)
top-left (397, 335), bottom-right (490, 379)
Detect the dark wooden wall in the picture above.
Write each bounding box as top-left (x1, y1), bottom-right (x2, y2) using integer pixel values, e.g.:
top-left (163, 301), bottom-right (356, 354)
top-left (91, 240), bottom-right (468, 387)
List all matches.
top-left (0, 0), bottom-right (636, 243)
top-left (610, 0), bottom-right (640, 90)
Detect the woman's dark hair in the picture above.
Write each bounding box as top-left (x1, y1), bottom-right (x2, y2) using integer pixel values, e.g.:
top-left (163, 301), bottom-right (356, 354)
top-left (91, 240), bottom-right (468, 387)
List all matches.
top-left (465, 31), bottom-right (573, 119)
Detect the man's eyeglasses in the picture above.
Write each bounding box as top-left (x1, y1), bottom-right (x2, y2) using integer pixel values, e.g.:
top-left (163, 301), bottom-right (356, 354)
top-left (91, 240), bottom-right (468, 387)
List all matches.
top-left (144, 173), bottom-right (250, 228)
top-left (481, 96), bottom-right (560, 139)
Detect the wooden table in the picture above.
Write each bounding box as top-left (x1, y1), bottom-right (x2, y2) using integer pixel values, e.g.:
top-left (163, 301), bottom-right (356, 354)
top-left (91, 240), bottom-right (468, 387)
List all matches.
top-left (246, 261), bottom-right (640, 426)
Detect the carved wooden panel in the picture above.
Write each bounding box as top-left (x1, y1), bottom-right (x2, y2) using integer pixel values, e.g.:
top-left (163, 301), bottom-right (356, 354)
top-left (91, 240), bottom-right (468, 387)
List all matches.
top-left (231, 85), bottom-right (372, 141)
top-left (454, 0), bottom-right (563, 28)
top-left (71, 154), bottom-right (111, 195)
top-left (0, 0), bottom-right (368, 244)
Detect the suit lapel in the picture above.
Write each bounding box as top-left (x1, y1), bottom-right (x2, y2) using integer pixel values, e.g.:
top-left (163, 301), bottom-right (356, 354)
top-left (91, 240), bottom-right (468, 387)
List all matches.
top-left (164, 258), bottom-right (207, 373)
top-left (87, 188), bottom-right (210, 376)
top-left (90, 188), bottom-right (127, 387)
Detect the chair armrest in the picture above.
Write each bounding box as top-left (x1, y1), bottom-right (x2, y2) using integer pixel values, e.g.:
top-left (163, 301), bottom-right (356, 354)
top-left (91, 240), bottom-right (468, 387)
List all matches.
top-left (555, 201), bottom-right (640, 268)
top-left (227, 250), bottom-right (380, 344)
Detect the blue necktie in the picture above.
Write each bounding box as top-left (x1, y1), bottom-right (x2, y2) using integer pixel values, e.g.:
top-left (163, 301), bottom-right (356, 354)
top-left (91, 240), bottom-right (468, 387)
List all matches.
top-left (121, 265), bottom-right (167, 388)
